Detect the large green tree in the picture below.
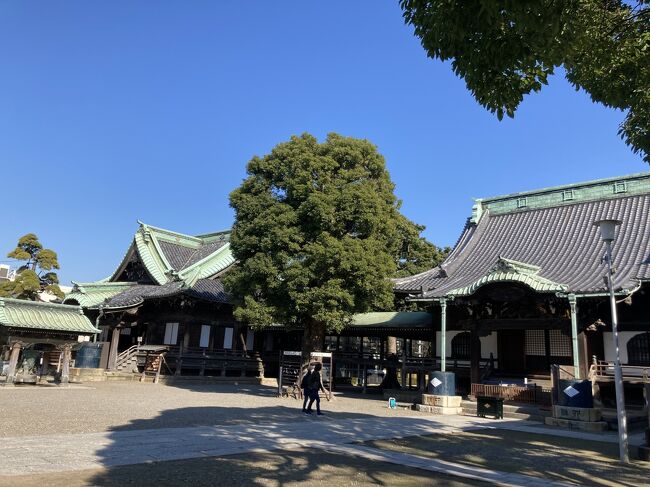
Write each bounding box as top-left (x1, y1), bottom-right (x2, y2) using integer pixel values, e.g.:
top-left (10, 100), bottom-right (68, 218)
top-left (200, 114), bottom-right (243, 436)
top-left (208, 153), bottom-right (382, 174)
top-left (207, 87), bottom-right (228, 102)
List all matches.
top-left (0, 233), bottom-right (63, 300)
top-left (225, 133), bottom-right (445, 357)
top-left (400, 0), bottom-right (650, 162)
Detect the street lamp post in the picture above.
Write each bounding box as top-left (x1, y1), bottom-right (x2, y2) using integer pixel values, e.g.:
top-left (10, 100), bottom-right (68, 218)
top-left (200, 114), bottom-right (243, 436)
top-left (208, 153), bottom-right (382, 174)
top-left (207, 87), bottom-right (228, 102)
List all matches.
top-left (594, 218), bottom-right (629, 463)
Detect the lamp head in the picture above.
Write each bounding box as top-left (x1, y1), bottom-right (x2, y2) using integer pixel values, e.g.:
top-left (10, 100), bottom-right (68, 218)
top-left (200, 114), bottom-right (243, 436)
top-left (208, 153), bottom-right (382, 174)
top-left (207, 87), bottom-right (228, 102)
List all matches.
top-left (593, 219), bottom-right (622, 243)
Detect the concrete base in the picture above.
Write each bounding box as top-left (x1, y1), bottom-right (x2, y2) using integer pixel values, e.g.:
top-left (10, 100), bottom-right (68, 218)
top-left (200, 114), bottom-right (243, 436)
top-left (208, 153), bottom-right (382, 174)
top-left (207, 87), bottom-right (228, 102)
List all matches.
top-left (69, 367), bottom-right (107, 382)
top-left (421, 394), bottom-right (462, 408)
top-left (416, 404), bottom-right (463, 415)
top-left (553, 405), bottom-right (602, 422)
top-left (545, 417), bottom-right (608, 432)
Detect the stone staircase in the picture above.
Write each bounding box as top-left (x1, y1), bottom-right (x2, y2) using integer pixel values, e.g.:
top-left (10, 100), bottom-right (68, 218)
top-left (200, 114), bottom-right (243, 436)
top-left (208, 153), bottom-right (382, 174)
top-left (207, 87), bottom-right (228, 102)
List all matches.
top-left (461, 399), bottom-right (551, 422)
top-left (116, 356), bottom-right (138, 373)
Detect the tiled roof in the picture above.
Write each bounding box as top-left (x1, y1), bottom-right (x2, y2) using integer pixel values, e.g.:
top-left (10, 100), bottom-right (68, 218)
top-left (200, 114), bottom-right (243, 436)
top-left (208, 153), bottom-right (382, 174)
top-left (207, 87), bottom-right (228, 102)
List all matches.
top-left (100, 278), bottom-right (231, 310)
top-left (108, 222), bottom-right (232, 285)
top-left (158, 240), bottom-right (229, 271)
top-left (394, 173), bottom-right (650, 298)
top-left (0, 298), bottom-right (99, 334)
top-left (63, 282), bottom-right (135, 308)
top-left (69, 222), bottom-right (235, 310)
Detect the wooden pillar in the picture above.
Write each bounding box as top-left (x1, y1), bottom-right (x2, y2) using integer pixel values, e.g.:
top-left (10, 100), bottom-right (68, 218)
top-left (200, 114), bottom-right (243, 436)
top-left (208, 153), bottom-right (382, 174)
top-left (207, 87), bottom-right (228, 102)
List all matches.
top-left (107, 327), bottom-right (120, 370)
top-left (569, 294), bottom-right (581, 379)
top-left (439, 299), bottom-right (447, 372)
top-left (60, 345), bottom-right (71, 386)
top-left (400, 338), bottom-right (407, 388)
top-left (470, 329), bottom-right (480, 385)
top-left (5, 342), bottom-right (22, 384)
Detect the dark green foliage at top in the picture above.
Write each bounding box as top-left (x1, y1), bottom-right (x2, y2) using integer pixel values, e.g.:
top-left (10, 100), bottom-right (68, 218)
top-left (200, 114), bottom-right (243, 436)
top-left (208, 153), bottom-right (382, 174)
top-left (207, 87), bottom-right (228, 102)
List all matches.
top-left (225, 133), bottom-right (445, 341)
top-left (395, 214), bottom-right (450, 278)
top-left (400, 0), bottom-right (650, 163)
top-left (0, 233), bottom-right (63, 300)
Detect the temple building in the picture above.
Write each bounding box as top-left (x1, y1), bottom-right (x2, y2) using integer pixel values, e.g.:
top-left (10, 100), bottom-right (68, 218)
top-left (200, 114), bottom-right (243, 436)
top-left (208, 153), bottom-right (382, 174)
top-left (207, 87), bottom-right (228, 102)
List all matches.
top-left (62, 173), bottom-right (650, 400)
top-left (63, 222), bottom-right (265, 377)
top-left (393, 172), bottom-right (650, 399)
top-left (0, 298), bottom-right (99, 384)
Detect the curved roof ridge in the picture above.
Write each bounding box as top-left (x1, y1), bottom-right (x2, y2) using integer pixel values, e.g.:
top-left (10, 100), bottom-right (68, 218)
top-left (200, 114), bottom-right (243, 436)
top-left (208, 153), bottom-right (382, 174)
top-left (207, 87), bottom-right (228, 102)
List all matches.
top-left (481, 172), bottom-right (650, 203)
top-left (178, 242), bottom-right (235, 285)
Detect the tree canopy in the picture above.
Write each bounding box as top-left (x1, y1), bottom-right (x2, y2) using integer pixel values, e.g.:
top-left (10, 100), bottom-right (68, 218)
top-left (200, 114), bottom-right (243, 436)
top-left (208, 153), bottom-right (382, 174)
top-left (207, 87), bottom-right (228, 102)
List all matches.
top-left (224, 133), bottom-right (446, 353)
top-left (400, 0), bottom-right (650, 162)
top-left (0, 233), bottom-right (63, 300)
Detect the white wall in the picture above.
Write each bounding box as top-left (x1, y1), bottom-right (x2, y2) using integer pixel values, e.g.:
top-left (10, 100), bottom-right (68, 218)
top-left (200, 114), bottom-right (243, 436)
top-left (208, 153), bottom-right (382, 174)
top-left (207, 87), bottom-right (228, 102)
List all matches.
top-left (436, 331), bottom-right (498, 359)
top-left (603, 331), bottom-right (646, 364)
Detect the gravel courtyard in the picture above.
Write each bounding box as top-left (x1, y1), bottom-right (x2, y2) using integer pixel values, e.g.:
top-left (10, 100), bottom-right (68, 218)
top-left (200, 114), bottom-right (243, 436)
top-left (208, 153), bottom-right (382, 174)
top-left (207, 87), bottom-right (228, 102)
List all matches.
top-left (0, 381), bottom-right (416, 437)
top-left (1, 381), bottom-right (649, 487)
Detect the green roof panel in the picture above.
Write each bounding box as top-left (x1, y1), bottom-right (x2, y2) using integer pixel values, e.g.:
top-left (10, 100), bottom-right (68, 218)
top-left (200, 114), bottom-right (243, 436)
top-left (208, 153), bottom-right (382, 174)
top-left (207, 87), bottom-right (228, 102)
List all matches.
top-left (0, 298), bottom-right (100, 334)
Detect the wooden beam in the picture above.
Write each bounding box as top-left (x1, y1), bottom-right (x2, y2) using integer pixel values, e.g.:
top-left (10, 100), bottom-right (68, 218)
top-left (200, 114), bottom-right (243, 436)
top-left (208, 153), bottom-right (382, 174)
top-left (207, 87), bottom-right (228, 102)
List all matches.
top-left (107, 327), bottom-right (121, 370)
top-left (5, 341), bottom-right (22, 385)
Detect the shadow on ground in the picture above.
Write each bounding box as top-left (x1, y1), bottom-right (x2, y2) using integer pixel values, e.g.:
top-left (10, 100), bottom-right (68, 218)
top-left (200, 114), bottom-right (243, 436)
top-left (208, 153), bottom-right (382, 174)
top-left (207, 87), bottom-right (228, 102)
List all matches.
top-left (7, 450), bottom-right (486, 487)
top-left (365, 429), bottom-right (650, 487)
top-left (75, 406), bottom-right (483, 487)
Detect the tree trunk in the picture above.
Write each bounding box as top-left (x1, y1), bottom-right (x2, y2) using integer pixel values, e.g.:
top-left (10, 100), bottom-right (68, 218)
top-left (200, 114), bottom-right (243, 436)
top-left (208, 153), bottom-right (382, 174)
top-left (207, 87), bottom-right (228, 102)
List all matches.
top-left (301, 319), bottom-right (326, 368)
top-left (381, 336), bottom-right (401, 390)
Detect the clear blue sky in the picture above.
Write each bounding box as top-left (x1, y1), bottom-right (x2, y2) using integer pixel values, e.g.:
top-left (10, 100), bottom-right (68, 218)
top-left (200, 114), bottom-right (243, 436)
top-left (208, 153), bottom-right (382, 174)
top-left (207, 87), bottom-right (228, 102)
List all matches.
top-left (0, 2), bottom-right (645, 285)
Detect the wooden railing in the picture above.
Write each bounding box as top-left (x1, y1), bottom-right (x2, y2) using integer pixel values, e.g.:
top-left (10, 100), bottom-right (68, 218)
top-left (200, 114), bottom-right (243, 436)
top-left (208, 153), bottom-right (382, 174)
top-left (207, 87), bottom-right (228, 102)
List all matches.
top-left (471, 383), bottom-right (552, 406)
top-left (160, 347), bottom-right (264, 377)
top-left (115, 345), bottom-right (139, 370)
top-left (588, 360), bottom-right (650, 383)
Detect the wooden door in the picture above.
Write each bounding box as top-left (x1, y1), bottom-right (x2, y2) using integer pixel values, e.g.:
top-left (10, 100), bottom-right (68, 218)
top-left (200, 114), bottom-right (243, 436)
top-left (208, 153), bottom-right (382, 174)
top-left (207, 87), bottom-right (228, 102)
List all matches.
top-left (498, 330), bottom-right (526, 374)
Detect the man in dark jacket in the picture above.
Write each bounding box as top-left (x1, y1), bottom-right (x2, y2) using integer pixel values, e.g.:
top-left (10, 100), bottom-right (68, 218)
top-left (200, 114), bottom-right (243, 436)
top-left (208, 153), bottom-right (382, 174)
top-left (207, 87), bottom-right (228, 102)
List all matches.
top-left (306, 362), bottom-right (328, 416)
top-left (300, 366), bottom-right (313, 413)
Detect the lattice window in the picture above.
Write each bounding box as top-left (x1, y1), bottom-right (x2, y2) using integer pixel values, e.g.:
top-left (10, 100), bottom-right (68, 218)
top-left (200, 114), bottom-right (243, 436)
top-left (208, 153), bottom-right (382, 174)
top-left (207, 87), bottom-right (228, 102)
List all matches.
top-left (627, 332), bottom-right (650, 366)
top-left (549, 330), bottom-right (572, 357)
top-left (525, 330), bottom-right (546, 356)
top-left (451, 332), bottom-right (474, 360)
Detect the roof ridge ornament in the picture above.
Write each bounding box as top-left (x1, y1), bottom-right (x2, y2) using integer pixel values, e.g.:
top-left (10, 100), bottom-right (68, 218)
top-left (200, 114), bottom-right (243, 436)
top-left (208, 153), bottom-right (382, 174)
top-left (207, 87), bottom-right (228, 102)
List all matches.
top-left (491, 257), bottom-right (541, 276)
top-left (444, 256), bottom-right (567, 297)
top-left (470, 198), bottom-right (484, 224)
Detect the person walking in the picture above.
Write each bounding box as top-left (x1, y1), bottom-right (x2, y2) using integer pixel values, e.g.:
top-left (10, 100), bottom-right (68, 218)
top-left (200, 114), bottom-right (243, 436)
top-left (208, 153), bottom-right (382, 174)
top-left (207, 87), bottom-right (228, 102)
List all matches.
top-left (300, 365), bottom-right (313, 414)
top-left (306, 362), bottom-right (328, 416)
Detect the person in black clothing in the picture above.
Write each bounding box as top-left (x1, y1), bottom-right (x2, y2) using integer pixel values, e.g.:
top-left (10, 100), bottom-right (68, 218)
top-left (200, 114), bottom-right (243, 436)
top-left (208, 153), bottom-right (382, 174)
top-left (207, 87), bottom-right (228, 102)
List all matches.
top-left (305, 362), bottom-right (329, 415)
top-left (300, 366), bottom-right (313, 413)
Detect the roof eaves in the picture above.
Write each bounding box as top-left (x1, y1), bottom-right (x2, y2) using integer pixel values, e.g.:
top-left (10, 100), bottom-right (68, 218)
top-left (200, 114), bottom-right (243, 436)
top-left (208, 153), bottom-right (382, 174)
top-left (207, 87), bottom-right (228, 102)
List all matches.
top-left (134, 227), bottom-right (171, 285)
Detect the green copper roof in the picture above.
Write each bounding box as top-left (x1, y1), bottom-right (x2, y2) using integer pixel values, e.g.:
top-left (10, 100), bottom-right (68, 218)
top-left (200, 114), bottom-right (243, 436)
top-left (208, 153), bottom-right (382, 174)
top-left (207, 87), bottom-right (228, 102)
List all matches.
top-left (0, 298), bottom-right (99, 334)
top-left (70, 222), bottom-right (235, 309)
top-left (63, 282), bottom-right (135, 308)
top-left (109, 222), bottom-right (233, 286)
top-left (472, 172), bottom-right (650, 218)
top-left (352, 311), bottom-right (431, 328)
top-left (178, 243), bottom-right (235, 286)
top-left (445, 257), bottom-right (568, 296)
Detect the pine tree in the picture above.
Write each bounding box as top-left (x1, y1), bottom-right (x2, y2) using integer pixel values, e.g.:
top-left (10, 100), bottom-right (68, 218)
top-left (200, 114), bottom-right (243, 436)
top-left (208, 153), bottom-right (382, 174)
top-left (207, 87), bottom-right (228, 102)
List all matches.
top-left (0, 233), bottom-right (63, 300)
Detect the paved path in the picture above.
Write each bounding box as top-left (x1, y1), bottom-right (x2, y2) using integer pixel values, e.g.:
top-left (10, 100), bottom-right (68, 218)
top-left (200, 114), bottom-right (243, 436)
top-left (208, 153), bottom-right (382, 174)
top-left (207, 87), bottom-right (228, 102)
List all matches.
top-left (0, 415), bottom-right (584, 486)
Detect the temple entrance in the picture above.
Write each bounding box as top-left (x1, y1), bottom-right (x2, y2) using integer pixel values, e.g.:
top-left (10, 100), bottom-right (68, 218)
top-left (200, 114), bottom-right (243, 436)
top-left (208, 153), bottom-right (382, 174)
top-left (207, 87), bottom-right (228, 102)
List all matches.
top-left (498, 330), bottom-right (525, 374)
